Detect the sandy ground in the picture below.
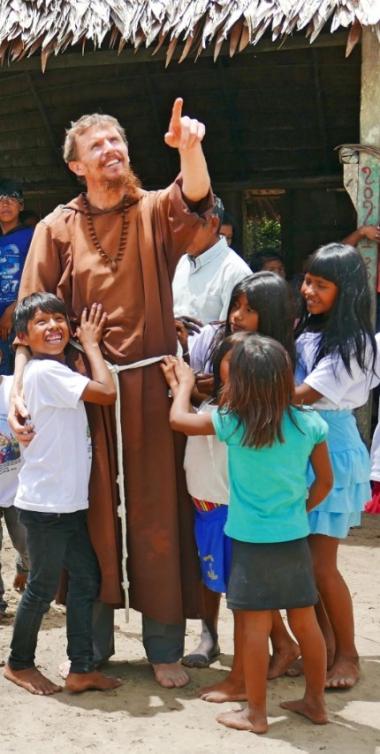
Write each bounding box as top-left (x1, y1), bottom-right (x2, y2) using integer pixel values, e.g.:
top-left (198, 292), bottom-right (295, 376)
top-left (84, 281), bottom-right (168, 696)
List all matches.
top-left (0, 514), bottom-right (379, 754)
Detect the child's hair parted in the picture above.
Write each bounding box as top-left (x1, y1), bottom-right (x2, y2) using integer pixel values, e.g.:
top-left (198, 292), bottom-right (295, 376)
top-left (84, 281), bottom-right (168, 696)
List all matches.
top-left (208, 271), bottom-right (295, 370)
top-left (218, 332), bottom-right (296, 449)
top-left (297, 242), bottom-right (377, 375)
top-left (13, 292), bottom-right (68, 336)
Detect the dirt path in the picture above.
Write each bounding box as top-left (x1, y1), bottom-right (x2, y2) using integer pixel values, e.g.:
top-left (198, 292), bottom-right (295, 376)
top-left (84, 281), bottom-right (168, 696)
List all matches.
top-left (1, 514), bottom-right (379, 754)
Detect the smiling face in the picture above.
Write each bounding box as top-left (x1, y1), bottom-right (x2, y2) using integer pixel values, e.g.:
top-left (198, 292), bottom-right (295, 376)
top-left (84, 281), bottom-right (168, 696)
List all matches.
top-left (20, 308), bottom-right (70, 361)
top-left (228, 293), bottom-right (259, 334)
top-left (301, 272), bottom-right (338, 316)
top-left (68, 124), bottom-right (130, 190)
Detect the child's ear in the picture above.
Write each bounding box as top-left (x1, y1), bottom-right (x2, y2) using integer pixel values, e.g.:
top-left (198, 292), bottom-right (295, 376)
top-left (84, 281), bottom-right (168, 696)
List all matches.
top-left (17, 332), bottom-right (29, 345)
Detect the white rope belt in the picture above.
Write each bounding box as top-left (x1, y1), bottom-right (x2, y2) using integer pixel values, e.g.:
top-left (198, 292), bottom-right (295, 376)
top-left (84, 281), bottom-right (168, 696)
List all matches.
top-left (107, 355), bottom-right (166, 620)
top-left (70, 340), bottom-right (166, 620)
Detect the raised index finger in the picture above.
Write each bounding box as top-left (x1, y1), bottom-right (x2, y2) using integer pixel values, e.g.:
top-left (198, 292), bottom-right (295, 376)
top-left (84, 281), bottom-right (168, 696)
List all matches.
top-left (169, 97), bottom-right (183, 129)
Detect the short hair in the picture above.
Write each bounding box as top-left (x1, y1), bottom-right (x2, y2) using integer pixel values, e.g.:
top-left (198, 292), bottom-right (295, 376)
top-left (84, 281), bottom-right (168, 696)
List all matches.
top-left (63, 113), bottom-right (128, 163)
top-left (250, 249), bottom-right (284, 273)
top-left (14, 293), bottom-right (67, 336)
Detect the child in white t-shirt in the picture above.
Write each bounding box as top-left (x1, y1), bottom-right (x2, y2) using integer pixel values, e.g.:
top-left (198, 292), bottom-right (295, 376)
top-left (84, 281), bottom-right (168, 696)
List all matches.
top-left (4, 292), bottom-right (121, 697)
top-left (0, 374), bottom-right (29, 620)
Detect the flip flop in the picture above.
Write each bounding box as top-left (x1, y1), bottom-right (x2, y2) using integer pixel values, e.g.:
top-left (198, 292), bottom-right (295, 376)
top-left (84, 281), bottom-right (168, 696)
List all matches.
top-left (181, 643), bottom-right (220, 668)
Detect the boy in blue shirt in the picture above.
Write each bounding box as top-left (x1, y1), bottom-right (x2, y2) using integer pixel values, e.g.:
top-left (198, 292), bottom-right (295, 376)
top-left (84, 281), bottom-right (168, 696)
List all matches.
top-left (4, 292), bottom-right (121, 696)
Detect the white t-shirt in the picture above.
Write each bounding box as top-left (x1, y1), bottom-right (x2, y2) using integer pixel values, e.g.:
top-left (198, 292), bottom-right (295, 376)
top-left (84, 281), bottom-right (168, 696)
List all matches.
top-left (0, 376), bottom-right (22, 508)
top-left (184, 402), bottom-right (229, 505)
top-left (15, 359), bottom-right (91, 514)
top-left (295, 331), bottom-right (379, 410)
top-left (172, 238), bottom-right (251, 324)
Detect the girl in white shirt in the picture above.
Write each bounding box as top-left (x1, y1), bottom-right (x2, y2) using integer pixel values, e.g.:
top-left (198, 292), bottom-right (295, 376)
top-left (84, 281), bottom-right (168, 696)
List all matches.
top-left (294, 242), bottom-right (377, 691)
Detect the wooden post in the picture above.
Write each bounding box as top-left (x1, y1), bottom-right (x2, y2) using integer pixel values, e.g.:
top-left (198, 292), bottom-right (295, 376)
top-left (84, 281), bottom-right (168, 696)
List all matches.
top-left (356, 29), bottom-right (380, 442)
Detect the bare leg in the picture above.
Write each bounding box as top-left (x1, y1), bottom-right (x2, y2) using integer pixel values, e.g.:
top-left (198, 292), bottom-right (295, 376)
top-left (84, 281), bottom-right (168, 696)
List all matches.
top-left (268, 610), bottom-right (300, 679)
top-left (286, 599), bottom-right (335, 677)
top-left (65, 670), bottom-right (122, 693)
top-left (217, 610), bottom-right (272, 734)
top-left (182, 586), bottom-right (221, 668)
top-left (200, 610), bottom-right (246, 702)
top-left (280, 607), bottom-right (328, 724)
top-left (309, 535), bottom-right (359, 689)
top-left (4, 664), bottom-right (62, 696)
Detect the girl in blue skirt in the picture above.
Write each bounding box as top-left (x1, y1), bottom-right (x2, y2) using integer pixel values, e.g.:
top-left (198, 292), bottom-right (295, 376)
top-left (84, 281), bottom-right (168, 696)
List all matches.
top-left (295, 242), bottom-right (378, 690)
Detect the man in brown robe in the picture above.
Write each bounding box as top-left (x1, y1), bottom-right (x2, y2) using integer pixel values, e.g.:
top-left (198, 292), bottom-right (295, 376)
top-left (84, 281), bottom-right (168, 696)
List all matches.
top-left (10, 99), bottom-right (215, 688)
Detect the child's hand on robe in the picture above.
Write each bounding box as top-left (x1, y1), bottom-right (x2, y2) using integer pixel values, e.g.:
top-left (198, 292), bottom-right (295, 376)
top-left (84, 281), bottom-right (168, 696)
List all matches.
top-left (76, 303), bottom-right (107, 350)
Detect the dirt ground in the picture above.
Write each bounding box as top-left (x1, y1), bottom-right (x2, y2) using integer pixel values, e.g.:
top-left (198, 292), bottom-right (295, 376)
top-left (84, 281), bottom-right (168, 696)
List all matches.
top-left (0, 514), bottom-right (379, 754)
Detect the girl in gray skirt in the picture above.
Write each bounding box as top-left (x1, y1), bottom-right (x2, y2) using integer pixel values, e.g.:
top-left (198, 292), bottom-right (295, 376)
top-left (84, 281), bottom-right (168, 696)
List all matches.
top-left (161, 333), bottom-right (333, 735)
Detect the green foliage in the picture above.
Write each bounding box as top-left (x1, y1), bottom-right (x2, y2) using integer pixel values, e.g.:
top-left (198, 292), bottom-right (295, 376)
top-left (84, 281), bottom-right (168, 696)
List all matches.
top-left (245, 216), bottom-right (281, 263)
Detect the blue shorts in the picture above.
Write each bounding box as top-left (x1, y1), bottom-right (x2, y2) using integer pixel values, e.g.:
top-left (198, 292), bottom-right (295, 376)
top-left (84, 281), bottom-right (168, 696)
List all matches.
top-left (194, 505), bottom-right (232, 593)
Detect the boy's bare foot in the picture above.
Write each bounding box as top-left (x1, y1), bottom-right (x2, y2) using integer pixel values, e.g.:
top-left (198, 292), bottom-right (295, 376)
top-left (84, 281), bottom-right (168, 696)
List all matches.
top-left (200, 676), bottom-right (246, 703)
top-left (13, 573), bottom-right (27, 592)
top-left (217, 707), bottom-right (268, 734)
top-left (65, 670), bottom-right (122, 693)
top-left (152, 662), bottom-right (190, 688)
top-left (280, 697), bottom-right (328, 725)
top-left (325, 658), bottom-right (359, 690)
top-left (59, 659), bottom-right (71, 679)
top-left (267, 642), bottom-right (300, 680)
top-left (4, 664), bottom-right (62, 695)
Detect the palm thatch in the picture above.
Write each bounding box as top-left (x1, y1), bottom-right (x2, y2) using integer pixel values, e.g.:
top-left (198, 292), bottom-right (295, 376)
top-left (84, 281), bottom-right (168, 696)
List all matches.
top-left (0, 0), bottom-right (378, 69)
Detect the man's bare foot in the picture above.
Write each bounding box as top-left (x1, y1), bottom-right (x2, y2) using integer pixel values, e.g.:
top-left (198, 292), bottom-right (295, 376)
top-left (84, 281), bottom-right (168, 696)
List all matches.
top-left (267, 641), bottom-right (300, 680)
top-left (280, 697), bottom-right (328, 725)
top-left (13, 572), bottom-right (27, 592)
top-left (217, 706), bottom-right (268, 734)
top-left (65, 670), bottom-right (122, 693)
top-left (152, 662), bottom-right (190, 688)
top-left (200, 676), bottom-right (246, 703)
top-left (325, 658), bottom-right (359, 690)
top-left (4, 664), bottom-right (62, 695)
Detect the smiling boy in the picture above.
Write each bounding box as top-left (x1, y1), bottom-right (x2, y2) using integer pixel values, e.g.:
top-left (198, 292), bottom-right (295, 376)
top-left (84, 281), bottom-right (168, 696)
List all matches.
top-left (4, 292), bottom-right (121, 696)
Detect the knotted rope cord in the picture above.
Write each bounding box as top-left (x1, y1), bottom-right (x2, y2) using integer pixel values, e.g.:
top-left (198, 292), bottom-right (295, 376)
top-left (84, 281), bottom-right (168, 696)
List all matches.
top-left (70, 339), bottom-right (166, 620)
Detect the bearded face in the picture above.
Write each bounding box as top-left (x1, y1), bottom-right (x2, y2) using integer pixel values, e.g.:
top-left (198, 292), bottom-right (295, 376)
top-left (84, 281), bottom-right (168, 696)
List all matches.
top-left (68, 124), bottom-right (141, 201)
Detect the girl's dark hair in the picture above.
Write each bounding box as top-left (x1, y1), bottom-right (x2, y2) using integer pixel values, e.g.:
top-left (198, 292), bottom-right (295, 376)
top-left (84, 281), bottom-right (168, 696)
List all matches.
top-left (250, 249), bottom-right (285, 274)
top-left (208, 272), bottom-right (295, 370)
top-left (219, 332), bottom-right (296, 448)
top-left (296, 243), bottom-right (376, 375)
top-left (13, 292), bottom-right (67, 335)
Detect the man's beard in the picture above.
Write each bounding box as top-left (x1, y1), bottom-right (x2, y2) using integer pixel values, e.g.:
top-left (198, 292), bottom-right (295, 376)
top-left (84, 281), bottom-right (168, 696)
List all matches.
top-left (102, 165), bottom-right (141, 202)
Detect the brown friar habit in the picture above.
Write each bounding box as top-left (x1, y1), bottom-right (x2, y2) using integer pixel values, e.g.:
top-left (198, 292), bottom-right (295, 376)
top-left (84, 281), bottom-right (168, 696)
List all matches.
top-left (18, 178), bottom-right (215, 624)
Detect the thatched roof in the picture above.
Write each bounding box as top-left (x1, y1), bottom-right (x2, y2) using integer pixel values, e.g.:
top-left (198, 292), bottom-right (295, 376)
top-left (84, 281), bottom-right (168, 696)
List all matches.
top-left (0, 1), bottom-right (378, 69)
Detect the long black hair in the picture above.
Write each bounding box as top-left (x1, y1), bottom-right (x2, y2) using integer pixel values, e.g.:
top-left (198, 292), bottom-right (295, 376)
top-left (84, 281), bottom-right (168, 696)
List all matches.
top-left (296, 243), bottom-right (376, 375)
top-left (206, 271), bottom-right (295, 370)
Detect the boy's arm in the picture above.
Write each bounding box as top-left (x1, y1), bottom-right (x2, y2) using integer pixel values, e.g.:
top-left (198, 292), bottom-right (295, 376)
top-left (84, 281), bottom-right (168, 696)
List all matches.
top-left (76, 305), bottom-right (116, 406)
top-left (307, 441), bottom-right (333, 511)
top-left (343, 225), bottom-right (380, 247)
top-left (8, 346), bottom-right (34, 443)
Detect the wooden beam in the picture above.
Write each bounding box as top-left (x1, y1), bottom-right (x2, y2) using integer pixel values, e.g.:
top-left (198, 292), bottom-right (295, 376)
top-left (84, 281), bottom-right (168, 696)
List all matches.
top-left (311, 49), bottom-right (330, 173)
top-left (0, 31), bottom-right (350, 74)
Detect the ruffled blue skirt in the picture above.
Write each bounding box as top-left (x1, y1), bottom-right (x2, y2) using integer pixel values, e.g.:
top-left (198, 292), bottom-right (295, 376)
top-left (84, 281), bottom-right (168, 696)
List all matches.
top-left (307, 410), bottom-right (370, 538)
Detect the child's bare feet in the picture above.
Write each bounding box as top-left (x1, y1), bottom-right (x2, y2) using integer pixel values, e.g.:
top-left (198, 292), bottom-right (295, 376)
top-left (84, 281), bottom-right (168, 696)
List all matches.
top-left (217, 706), bottom-right (268, 734)
top-left (152, 662), bottom-right (190, 688)
top-left (280, 696), bottom-right (328, 724)
top-left (13, 572), bottom-right (28, 592)
top-left (325, 657), bottom-right (359, 689)
top-left (199, 676), bottom-right (246, 703)
top-left (65, 670), bottom-right (122, 693)
top-left (267, 641), bottom-right (300, 680)
top-left (4, 664), bottom-right (62, 695)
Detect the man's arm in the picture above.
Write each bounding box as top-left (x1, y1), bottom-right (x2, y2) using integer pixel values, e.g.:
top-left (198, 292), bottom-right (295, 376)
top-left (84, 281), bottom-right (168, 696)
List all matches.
top-left (164, 98), bottom-right (210, 202)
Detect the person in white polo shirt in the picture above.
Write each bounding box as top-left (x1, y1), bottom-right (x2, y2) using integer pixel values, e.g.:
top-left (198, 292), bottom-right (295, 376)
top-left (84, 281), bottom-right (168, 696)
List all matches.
top-left (172, 197), bottom-right (251, 328)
